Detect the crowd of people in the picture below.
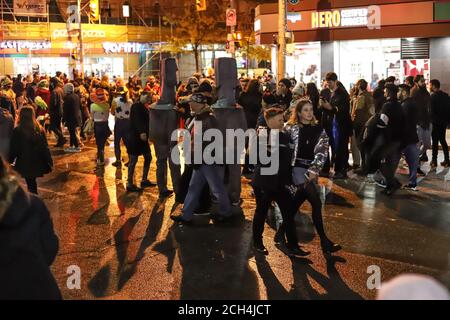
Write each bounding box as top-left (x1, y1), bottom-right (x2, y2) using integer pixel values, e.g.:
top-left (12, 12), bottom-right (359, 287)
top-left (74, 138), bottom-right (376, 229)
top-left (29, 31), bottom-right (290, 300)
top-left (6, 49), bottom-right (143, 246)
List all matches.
top-left (1, 64), bottom-right (450, 298)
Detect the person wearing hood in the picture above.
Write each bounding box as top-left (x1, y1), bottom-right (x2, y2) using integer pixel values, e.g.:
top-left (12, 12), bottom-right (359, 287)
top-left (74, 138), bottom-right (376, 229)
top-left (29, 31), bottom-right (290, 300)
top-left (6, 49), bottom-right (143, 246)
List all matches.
top-left (176, 76), bottom-right (199, 122)
top-left (9, 106), bottom-right (53, 194)
top-left (90, 88), bottom-right (111, 166)
top-left (0, 106), bottom-right (14, 160)
top-left (63, 83), bottom-right (82, 153)
top-left (35, 80), bottom-right (50, 128)
top-left (49, 78), bottom-right (66, 147)
top-left (0, 157), bottom-right (61, 300)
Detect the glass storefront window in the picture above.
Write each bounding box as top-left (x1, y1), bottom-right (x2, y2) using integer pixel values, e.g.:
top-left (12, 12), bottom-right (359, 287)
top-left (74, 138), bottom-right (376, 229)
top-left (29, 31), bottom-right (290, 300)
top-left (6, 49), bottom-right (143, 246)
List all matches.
top-left (84, 57), bottom-right (124, 79)
top-left (285, 42), bottom-right (321, 87)
top-left (336, 39), bottom-right (401, 90)
top-left (13, 57), bottom-right (69, 76)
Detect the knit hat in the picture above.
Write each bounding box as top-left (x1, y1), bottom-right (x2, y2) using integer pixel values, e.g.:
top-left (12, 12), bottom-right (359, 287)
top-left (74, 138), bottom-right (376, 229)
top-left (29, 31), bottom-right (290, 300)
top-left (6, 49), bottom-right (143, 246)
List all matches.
top-left (64, 83), bottom-right (74, 94)
top-left (279, 78), bottom-right (292, 89)
top-left (38, 80), bottom-right (49, 88)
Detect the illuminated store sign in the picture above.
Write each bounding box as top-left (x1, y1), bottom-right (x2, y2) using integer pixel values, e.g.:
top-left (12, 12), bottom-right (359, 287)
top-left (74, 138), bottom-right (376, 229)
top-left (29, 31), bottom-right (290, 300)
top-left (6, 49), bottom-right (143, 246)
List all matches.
top-left (103, 42), bottom-right (146, 54)
top-left (0, 40), bottom-right (51, 52)
top-left (53, 29), bottom-right (106, 39)
top-left (312, 8), bottom-right (369, 28)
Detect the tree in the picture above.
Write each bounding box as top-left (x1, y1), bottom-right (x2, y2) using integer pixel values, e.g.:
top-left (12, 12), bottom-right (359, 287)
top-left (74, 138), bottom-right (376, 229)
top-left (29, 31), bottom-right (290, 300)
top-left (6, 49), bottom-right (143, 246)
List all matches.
top-left (163, 1), bottom-right (227, 72)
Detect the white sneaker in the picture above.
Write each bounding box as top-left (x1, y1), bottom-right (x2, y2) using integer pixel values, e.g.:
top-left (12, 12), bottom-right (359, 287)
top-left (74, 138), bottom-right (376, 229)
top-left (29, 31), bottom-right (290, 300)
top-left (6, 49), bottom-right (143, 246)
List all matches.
top-left (73, 147), bottom-right (81, 153)
top-left (64, 147), bottom-right (75, 153)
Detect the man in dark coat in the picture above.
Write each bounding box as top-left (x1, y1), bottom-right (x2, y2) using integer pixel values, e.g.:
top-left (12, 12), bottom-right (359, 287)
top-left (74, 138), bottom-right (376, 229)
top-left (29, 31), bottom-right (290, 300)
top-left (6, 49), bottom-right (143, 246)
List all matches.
top-left (126, 91), bottom-right (155, 192)
top-left (49, 78), bottom-right (66, 147)
top-left (411, 75), bottom-right (431, 163)
top-left (63, 83), bottom-right (82, 152)
top-left (429, 79), bottom-right (450, 168)
top-left (0, 158), bottom-right (61, 300)
top-left (319, 72), bottom-right (352, 179)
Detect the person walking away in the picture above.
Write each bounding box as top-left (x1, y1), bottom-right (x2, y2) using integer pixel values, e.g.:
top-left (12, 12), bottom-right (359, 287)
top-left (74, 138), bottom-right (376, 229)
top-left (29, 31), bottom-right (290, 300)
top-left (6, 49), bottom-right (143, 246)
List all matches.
top-left (0, 157), bottom-right (61, 299)
top-left (111, 87), bottom-right (132, 167)
top-left (282, 99), bottom-right (341, 255)
top-left (63, 83), bottom-right (82, 153)
top-left (8, 106), bottom-right (53, 194)
top-left (0, 106), bottom-right (14, 159)
top-left (49, 79), bottom-right (66, 147)
top-left (251, 108), bottom-right (293, 255)
top-left (411, 75), bottom-right (431, 165)
top-left (126, 91), bottom-right (155, 192)
top-left (378, 84), bottom-right (405, 196)
top-left (429, 79), bottom-right (450, 168)
top-left (90, 88), bottom-right (111, 166)
top-left (398, 84), bottom-right (420, 191)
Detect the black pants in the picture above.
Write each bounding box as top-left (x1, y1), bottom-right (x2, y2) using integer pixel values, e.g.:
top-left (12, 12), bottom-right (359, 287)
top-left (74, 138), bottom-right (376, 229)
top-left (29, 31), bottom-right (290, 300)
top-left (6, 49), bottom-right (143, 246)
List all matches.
top-left (67, 125), bottom-right (80, 148)
top-left (432, 124), bottom-right (449, 162)
top-left (253, 186), bottom-right (296, 246)
top-left (25, 177), bottom-right (38, 194)
top-left (279, 182), bottom-right (329, 245)
top-left (127, 152), bottom-right (151, 186)
top-left (323, 128), bottom-right (349, 174)
top-left (379, 142), bottom-right (402, 190)
top-left (354, 123), bottom-right (366, 166)
top-left (50, 116), bottom-right (65, 145)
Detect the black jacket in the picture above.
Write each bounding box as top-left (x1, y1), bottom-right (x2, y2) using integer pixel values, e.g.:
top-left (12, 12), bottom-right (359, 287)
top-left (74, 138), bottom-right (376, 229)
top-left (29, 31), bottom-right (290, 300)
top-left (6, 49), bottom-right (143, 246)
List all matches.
top-left (0, 185), bottom-right (61, 299)
top-left (238, 91), bottom-right (262, 129)
top-left (276, 91), bottom-right (292, 110)
top-left (430, 90), bottom-right (450, 126)
top-left (252, 130), bottom-right (292, 191)
top-left (128, 102), bottom-right (150, 156)
top-left (401, 97), bottom-right (419, 147)
top-left (63, 93), bottom-right (82, 127)
top-left (50, 87), bottom-right (64, 119)
top-left (379, 99), bottom-right (404, 143)
top-left (322, 86), bottom-right (352, 138)
top-left (411, 86), bottom-right (431, 129)
top-left (372, 86), bottom-right (386, 114)
top-left (9, 127), bottom-right (53, 178)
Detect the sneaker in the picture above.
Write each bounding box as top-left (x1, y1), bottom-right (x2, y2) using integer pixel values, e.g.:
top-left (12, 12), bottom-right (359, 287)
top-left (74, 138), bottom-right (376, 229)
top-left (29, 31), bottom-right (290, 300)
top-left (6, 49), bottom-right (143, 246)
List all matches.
top-left (126, 184), bottom-right (142, 193)
top-left (112, 161), bottom-right (122, 167)
top-left (417, 168), bottom-right (426, 176)
top-left (321, 240), bottom-right (342, 254)
top-left (170, 215), bottom-right (193, 225)
top-left (375, 180), bottom-right (387, 189)
top-left (430, 161), bottom-right (437, 168)
top-left (402, 183), bottom-right (418, 191)
top-left (140, 180), bottom-right (157, 188)
top-left (253, 242), bottom-right (269, 255)
top-left (64, 146), bottom-right (75, 153)
top-left (440, 160), bottom-right (450, 168)
top-left (419, 154), bottom-right (429, 162)
top-left (286, 245), bottom-right (310, 257)
top-left (274, 229), bottom-right (285, 245)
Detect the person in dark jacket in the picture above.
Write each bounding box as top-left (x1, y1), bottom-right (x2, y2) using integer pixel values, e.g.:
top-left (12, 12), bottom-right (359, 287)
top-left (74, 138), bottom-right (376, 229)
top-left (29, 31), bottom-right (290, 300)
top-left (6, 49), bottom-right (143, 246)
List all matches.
top-left (319, 72), bottom-right (352, 179)
top-left (0, 106), bottom-right (14, 160)
top-left (63, 83), bottom-right (82, 152)
top-left (126, 91), bottom-right (155, 192)
top-left (378, 84), bottom-right (405, 196)
top-left (9, 106), bottom-right (53, 194)
top-left (411, 75), bottom-right (431, 163)
top-left (170, 91), bottom-right (232, 224)
top-left (429, 79), bottom-right (450, 168)
top-left (49, 79), bottom-right (66, 147)
top-left (281, 99), bottom-right (341, 255)
top-left (276, 78), bottom-right (293, 110)
top-left (372, 79), bottom-right (386, 114)
top-left (398, 84), bottom-right (420, 190)
top-left (0, 157), bottom-right (61, 300)
top-left (238, 79), bottom-right (262, 175)
top-left (251, 108), bottom-right (292, 255)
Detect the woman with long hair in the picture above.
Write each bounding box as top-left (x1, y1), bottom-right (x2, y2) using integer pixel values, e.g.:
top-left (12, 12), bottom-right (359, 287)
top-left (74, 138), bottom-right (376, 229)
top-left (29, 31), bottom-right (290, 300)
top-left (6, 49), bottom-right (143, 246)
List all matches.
top-left (306, 82), bottom-right (321, 122)
top-left (9, 106), bottom-right (53, 194)
top-left (279, 99), bottom-right (341, 255)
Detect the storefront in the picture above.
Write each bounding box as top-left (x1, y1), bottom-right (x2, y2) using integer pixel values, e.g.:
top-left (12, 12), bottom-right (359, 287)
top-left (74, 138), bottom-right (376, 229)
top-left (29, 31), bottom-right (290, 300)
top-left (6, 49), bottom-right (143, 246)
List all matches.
top-left (255, 0), bottom-right (450, 91)
top-left (0, 22), bottom-right (160, 79)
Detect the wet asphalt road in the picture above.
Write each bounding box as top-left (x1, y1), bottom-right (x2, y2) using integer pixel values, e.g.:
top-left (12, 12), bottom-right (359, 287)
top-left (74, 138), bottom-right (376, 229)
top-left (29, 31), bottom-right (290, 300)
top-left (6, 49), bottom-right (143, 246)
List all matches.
top-left (32, 133), bottom-right (450, 300)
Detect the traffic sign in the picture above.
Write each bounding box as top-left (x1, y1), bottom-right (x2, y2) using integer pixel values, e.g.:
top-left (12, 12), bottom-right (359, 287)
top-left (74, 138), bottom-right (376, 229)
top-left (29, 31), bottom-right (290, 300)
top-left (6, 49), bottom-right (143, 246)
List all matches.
top-left (226, 9), bottom-right (237, 27)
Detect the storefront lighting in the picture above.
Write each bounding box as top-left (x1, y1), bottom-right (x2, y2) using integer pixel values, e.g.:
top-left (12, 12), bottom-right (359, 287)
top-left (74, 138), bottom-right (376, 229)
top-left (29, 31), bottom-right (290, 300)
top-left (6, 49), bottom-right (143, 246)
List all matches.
top-left (123, 2), bottom-right (130, 18)
top-left (406, 38), bottom-right (416, 42)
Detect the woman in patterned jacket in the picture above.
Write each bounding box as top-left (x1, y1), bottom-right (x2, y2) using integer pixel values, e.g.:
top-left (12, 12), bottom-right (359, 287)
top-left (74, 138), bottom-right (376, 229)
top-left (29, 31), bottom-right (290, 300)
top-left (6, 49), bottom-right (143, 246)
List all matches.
top-left (279, 99), bottom-right (342, 255)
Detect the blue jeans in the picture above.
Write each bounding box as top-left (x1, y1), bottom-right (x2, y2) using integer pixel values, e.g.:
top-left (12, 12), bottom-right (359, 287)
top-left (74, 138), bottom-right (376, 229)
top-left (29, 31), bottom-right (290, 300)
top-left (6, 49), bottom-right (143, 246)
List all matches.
top-left (182, 164), bottom-right (231, 221)
top-left (417, 125), bottom-right (432, 158)
top-left (402, 144), bottom-right (419, 186)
